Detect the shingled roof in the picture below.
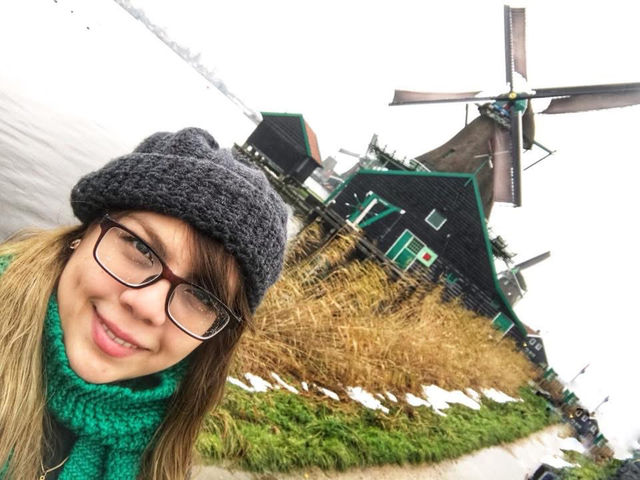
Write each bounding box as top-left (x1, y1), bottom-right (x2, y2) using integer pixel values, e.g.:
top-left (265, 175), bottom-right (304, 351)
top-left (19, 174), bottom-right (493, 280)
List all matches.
top-left (260, 112), bottom-right (322, 166)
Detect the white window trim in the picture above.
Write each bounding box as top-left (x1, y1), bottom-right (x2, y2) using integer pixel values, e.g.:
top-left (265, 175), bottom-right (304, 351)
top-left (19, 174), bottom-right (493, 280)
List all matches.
top-left (425, 208), bottom-right (447, 231)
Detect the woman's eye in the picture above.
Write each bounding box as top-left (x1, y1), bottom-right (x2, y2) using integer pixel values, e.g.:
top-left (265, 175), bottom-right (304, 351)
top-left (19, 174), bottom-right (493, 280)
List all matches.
top-left (185, 288), bottom-right (216, 309)
top-left (133, 239), bottom-right (152, 257)
top-left (121, 233), bottom-right (155, 264)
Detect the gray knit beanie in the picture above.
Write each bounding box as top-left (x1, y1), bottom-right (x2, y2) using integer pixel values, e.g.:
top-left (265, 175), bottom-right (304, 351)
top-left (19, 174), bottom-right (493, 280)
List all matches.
top-left (71, 127), bottom-right (288, 312)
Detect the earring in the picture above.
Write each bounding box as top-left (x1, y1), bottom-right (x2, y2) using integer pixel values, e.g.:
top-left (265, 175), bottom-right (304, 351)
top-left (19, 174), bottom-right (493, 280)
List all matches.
top-left (69, 239), bottom-right (81, 250)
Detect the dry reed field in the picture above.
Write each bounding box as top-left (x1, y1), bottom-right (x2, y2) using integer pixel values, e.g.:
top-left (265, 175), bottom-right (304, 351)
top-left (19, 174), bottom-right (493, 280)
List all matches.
top-left (233, 220), bottom-right (535, 396)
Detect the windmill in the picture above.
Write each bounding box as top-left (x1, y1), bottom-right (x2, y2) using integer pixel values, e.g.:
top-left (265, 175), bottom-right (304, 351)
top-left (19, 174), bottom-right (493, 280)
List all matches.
top-left (390, 5), bottom-right (640, 207)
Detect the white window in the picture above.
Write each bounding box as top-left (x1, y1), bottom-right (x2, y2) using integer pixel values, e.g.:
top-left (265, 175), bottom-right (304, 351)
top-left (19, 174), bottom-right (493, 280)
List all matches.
top-left (425, 209), bottom-right (447, 231)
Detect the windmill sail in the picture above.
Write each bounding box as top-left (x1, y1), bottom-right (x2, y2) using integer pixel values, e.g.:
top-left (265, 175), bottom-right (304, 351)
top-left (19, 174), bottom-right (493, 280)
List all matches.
top-left (490, 126), bottom-right (516, 205)
top-left (504, 6), bottom-right (527, 88)
top-left (391, 90), bottom-right (485, 105)
top-left (389, 5), bottom-right (640, 209)
top-left (542, 90), bottom-right (640, 114)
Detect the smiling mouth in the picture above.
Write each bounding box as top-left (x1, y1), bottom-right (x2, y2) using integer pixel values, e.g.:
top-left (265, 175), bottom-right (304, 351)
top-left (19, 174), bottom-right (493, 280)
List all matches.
top-left (100, 322), bottom-right (140, 350)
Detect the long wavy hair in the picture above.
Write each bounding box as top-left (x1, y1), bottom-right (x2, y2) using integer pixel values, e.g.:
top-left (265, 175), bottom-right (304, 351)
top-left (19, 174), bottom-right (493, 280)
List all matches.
top-left (0, 215), bottom-right (252, 479)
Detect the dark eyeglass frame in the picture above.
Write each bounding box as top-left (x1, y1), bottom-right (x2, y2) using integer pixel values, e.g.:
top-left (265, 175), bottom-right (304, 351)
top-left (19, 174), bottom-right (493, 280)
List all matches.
top-left (92, 214), bottom-right (241, 341)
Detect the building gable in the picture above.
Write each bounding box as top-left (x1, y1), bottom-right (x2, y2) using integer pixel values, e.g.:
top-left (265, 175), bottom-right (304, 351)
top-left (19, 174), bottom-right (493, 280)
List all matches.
top-left (328, 169), bottom-right (527, 337)
top-left (245, 112), bottom-right (322, 182)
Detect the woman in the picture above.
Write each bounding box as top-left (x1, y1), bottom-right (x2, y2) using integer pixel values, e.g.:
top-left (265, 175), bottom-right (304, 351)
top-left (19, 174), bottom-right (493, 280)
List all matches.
top-left (0, 127), bottom-right (288, 479)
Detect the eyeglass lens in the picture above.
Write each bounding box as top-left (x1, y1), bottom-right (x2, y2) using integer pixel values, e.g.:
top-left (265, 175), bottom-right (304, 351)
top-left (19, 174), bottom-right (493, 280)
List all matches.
top-left (95, 225), bottom-right (230, 338)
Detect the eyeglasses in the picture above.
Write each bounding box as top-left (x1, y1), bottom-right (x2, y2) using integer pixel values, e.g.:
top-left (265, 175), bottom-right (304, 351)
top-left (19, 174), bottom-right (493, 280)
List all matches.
top-left (92, 214), bottom-right (240, 340)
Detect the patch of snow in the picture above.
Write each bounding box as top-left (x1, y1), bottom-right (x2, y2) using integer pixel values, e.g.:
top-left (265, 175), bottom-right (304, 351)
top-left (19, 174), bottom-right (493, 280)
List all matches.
top-left (421, 385), bottom-right (480, 413)
top-left (270, 372), bottom-right (299, 394)
top-left (406, 393), bottom-right (430, 407)
top-left (301, 381), bottom-right (309, 391)
top-left (447, 390), bottom-right (481, 410)
top-left (558, 436), bottom-right (586, 453)
top-left (422, 385), bottom-right (451, 411)
top-left (317, 386), bottom-right (340, 401)
top-left (347, 386), bottom-right (389, 414)
top-left (405, 391), bottom-right (444, 416)
top-left (385, 391), bottom-right (398, 403)
top-left (375, 393), bottom-right (386, 401)
top-left (482, 388), bottom-right (520, 403)
top-left (227, 376), bottom-right (254, 392)
top-left (244, 373), bottom-right (272, 392)
top-left (540, 454), bottom-right (577, 469)
top-left (465, 388), bottom-right (481, 402)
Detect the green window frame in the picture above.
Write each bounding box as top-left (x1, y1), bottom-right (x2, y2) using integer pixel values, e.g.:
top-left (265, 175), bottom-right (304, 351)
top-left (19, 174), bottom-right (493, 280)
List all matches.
top-left (385, 230), bottom-right (437, 271)
top-left (385, 230), bottom-right (413, 260)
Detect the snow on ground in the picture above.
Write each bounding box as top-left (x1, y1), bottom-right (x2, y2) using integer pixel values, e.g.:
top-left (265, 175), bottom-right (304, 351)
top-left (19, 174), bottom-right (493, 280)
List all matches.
top-left (346, 386), bottom-right (390, 414)
top-left (218, 374), bottom-right (598, 477)
top-left (447, 390), bottom-right (482, 410)
top-left (422, 385), bottom-right (451, 411)
top-left (482, 388), bottom-right (521, 403)
top-left (465, 388), bottom-right (481, 402)
top-left (405, 393), bottom-right (431, 408)
top-left (271, 372), bottom-right (299, 394)
top-left (385, 391), bottom-right (398, 403)
top-left (227, 373), bottom-right (522, 416)
top-left (422, 385), bottom-right (482, 411)
top-left (317, 386), bottom-right (340, 401)
top-left (227, 376), bottom-right (253, 392)
top-left (244, 373), bottom-right (272, 392)
top-left (405, 393), bottom-right (446, 416)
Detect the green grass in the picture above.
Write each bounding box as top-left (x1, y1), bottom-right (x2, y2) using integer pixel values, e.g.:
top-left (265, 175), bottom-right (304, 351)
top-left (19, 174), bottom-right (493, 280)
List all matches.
top-left (196, 385), bottom-right (557, 473)
top-left (558, 451), bottom-right (622, 480)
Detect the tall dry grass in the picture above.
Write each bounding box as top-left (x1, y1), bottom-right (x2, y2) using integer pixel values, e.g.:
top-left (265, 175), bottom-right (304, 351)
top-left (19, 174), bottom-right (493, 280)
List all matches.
top-left (233, 221), bottom-right (535, 396)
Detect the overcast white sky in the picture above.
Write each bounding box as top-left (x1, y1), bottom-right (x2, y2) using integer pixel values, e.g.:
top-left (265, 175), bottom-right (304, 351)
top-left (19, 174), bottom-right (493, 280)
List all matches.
top-left (1, 0), bottom-right (638, 454)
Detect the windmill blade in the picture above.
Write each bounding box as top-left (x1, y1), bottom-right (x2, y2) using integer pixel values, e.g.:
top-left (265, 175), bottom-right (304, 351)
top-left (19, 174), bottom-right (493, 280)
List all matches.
top-left (504, 6), bottom-right (527, 91)
top-left (541, 90), bottom-right (640, 114)
top-left (489, 109), bottom-right (523, 206)
top-left (490, 125), bottom-right (517, 205)
top-left (509, 109), bottom-right (523, 207)
top-left (529, 82), bottom-right (640, 99)
top-left (338, 148), bottom-right (363, 158)
top-left (514, 251), bottom-right (551, 271)
top-left (522, 99), bottom-right (535, 149)
top-left (390, 89), bottom-right (493, 106)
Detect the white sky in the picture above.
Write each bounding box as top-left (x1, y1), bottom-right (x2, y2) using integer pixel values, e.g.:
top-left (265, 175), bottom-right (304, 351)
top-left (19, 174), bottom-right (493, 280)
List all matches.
top-left (1, 0), bottom-right (638, 455)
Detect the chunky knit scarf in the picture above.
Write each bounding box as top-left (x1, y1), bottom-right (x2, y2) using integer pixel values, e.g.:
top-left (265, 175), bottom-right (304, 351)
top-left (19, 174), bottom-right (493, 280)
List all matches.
top-left (43, 296), bottom-right (186, 479)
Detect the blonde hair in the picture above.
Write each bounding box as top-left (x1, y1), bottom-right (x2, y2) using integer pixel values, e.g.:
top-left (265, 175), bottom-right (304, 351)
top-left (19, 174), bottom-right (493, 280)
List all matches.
top-left (0, 221), bottom-right (251, 479)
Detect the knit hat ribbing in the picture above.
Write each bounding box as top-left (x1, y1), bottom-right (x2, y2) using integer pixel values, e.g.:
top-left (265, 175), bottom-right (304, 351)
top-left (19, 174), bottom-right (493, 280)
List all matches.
top-left (70, 127), bottom-right (288, 311)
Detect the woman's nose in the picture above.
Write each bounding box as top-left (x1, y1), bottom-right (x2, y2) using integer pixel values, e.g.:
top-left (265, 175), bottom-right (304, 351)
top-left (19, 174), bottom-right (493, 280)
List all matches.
top-left (119, 279), bottom-right (172, 327)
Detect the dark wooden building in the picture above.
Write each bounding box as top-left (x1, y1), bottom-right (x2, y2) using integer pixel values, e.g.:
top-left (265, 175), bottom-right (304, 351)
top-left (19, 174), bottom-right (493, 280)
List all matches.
top-left (327, 168), bottom-right (543, 362)
top-left (245, 112), bottom-right (322, 183)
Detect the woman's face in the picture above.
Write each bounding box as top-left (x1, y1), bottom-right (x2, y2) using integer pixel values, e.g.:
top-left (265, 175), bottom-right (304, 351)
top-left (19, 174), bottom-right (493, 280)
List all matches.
top-left (57, 211), bottom-right (209, 384)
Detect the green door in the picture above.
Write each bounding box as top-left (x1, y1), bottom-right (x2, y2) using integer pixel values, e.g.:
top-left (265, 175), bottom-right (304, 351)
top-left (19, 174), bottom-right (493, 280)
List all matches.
top-left (386, 232), bottom-right (427, 270)
top-left (395, 248), bottom-right (415, 269)
top-left (386, 230), bottom-right (412, 260)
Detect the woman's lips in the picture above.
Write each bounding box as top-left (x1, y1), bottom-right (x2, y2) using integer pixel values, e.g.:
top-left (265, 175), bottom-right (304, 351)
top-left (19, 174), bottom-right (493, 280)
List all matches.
top-left (91, 308), bottom-right (145, 358)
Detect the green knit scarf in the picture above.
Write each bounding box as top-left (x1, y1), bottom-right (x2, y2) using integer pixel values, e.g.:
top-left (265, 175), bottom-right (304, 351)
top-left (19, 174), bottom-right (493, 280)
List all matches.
top-left (43, 296), bottom-right (186, 479)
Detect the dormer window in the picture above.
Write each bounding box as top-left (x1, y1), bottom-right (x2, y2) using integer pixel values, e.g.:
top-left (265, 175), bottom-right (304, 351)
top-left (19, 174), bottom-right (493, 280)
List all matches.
top-left (425, 209), bottom-right (447, 231)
